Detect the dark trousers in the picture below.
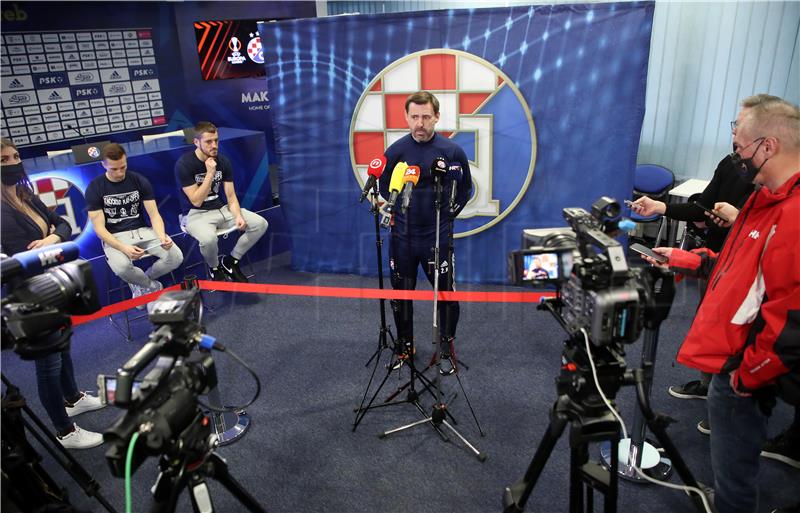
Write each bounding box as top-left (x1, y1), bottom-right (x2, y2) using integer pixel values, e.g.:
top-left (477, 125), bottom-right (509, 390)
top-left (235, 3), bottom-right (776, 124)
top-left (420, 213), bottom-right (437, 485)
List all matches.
top-left (34, 350), bottom-right (81, 433)
top-left (708, 373), bottom-right (768, 513)
top-left (389, 235), bottom-right (459, 345)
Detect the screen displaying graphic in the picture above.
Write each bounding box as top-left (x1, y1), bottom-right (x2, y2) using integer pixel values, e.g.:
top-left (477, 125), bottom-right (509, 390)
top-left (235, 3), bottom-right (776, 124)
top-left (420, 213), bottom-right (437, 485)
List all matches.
top-left (0, 29), bottom-right (166, 147)
top-left (194, 19), bottom-right (270, 81)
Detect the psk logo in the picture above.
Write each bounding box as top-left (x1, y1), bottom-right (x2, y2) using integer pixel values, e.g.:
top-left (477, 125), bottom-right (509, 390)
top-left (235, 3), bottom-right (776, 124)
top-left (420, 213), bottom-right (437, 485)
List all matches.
top-left (87, 146), bottom-right (100, 158)
top-left (247, 32), bottom-right (264, 64)
top-left (227, 36), bottom-right (246, 65)
top-left (32, 177), bottom-right (88, 238)
top-left (350, 49), bottom-right (536, 238)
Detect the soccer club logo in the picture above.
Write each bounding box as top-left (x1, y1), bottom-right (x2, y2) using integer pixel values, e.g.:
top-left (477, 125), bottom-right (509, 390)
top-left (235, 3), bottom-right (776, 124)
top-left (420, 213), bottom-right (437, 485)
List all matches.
top-left (31, 177), bottom-right (88, 239)
top-left (350, 49), bottom-right (536, 238)
top-left (247, 32), bottom-right (264, 64)
top-left (87, 146), bottom-right (101, 159)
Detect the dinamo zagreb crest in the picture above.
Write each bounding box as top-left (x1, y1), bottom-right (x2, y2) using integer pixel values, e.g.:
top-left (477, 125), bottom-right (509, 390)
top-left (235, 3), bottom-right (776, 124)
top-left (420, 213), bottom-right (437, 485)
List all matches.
top-left (349, 49), bottom-right (536, 237)
top-left (32, 177), bottom-right (88, 239)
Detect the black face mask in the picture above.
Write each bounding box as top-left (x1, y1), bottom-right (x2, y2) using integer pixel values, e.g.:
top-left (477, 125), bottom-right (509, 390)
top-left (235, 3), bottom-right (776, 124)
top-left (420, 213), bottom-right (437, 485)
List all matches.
top-left (1, 162), bottom-right (27, 186)
top-left (729, 138), bottom-right (768, 184)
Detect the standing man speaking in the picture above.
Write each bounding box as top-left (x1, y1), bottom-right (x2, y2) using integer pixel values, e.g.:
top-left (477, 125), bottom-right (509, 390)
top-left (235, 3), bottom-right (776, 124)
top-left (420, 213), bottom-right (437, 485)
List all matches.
top-left (379, 91), bottom-right (473, 375)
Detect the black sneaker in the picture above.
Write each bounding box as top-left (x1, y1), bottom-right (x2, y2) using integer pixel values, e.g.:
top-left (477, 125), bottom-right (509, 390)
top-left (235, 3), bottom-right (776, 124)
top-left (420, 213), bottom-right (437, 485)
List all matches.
top-left (390, 341), bottom-right (414, 371)
top-left (697, 419), bottom-right (711, 435)
top-left (668, 380), bottom-right (709, 400)
top-left (439, 336), bottom-right (456, 375)
top-left (220, 255), bottom-right (248, 283)
top-left (208, 266), bottom-right (231, 282)
top-left (761, 429), bottom-right (800, 469)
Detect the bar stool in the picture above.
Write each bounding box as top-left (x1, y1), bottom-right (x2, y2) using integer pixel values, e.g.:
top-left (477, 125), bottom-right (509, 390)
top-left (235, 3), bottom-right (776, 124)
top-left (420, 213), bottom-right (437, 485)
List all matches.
top-left (106, 254), bottom-right (176, 342)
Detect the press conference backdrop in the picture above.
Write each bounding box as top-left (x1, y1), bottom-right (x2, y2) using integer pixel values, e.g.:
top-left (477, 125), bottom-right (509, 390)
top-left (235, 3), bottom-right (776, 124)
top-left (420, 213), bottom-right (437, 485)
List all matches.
top-left (327, 0), bottom-right (800, 182)
top-left (261, 3), bottom-right (654, 283)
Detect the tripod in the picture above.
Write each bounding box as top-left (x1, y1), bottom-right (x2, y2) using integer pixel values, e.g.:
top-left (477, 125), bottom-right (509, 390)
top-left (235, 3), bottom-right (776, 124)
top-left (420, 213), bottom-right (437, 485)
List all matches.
top-left (379, 171), bottom-right (486, 461)
top-left (1, 373), bottom-right (118, 513)
top-left (150, 409), bottom-right (265, 513)
top-left (353, 186), bottom-right (397, 431)
top-left (503, 300), bottom-right (707, 513)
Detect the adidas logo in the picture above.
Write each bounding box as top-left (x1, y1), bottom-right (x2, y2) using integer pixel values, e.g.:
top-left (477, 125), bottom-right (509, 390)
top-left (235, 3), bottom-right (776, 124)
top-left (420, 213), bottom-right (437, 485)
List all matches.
top-left (8, 78), bottom-right (23, 88)
top-left (109, 70), bottom-right (122, 79)
top-left (48, 90), bottom-right (62, 100)
top-left (141, 82), bottom-right (152, 91)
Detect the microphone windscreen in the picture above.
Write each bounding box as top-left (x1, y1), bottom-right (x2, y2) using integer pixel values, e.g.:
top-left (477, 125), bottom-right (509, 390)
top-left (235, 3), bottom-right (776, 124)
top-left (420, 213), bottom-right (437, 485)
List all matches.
top-left (367, 155), bottom-right (387, 178)
top-left (430, 157), bottom-right (447, 175)
top-left (403, 166), bottom-right (421, 185)
top-left (388, 162), bottom-right (408, 193)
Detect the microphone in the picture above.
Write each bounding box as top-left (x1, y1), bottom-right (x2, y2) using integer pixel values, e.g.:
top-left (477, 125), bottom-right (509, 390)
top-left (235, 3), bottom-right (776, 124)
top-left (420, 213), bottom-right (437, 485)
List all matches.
top-left (430, 157), bottom-right (447, 179)
top-left (63, 122), bottom-right (88, 145)
top-left (359, 155), bottom-right (387, 203)
top-left (0, 242), bottom-right (80, 282)
top-left (400, 165), bottom-right (421, 213)
top-left (380, 162), bottom-right (409, 227)
top-left (447, 164), bottom-right (462, 210)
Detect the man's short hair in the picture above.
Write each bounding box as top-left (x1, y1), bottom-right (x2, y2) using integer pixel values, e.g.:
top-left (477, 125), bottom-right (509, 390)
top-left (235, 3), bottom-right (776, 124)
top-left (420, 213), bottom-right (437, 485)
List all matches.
top-left (741, 95), bottom-right (800, 150)
top-left (193, 121), bottom-right (218, 140)
top-left (101, 143), bottom-right (126, 161)
top-left (405, 91), bottom-right (439, 115)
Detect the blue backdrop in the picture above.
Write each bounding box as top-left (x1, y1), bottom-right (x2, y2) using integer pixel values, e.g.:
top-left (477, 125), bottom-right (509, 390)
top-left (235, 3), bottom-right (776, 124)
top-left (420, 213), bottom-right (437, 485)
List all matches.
top-left (261, 3), bottom-right (654, 284)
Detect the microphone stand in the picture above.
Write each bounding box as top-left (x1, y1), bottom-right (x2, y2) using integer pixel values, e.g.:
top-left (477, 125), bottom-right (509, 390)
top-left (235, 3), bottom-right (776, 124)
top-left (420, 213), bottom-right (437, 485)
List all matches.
top-left (353, 186), bottom-right (449, 431)
top-left (352, 185), bottom-right (397, 430)
top-left (379, 172), bottom-right (486, 461)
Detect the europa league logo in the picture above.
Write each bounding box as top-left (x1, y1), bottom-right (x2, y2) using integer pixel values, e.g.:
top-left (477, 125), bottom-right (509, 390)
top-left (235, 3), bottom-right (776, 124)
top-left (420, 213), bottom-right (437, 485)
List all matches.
top-left (229, 37), bottom-right (242, 53)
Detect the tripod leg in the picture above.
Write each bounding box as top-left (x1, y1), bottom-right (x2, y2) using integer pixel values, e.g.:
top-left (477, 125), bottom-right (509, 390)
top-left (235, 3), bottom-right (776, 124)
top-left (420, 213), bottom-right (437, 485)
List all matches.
top-left (188, 477), bottom-right (215, 513)
top-left (502, 411), bottom-right (569, 513)
top-left (440, 420), bottom-right (486, 462)
top-left (205, 453), bottom-right (266, 513)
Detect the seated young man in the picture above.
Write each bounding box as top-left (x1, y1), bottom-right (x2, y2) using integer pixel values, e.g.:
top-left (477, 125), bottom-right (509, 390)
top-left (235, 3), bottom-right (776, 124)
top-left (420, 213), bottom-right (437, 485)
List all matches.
top-left (174, 121), bottom-right (268, 282)
top-left (86, 143), bottom-right (183, 307)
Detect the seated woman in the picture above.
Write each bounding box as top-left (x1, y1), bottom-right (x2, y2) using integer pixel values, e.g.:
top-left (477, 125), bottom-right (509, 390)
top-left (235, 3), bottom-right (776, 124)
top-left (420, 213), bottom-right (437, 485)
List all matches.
top-left (1, 137), bottom-right (105, 449)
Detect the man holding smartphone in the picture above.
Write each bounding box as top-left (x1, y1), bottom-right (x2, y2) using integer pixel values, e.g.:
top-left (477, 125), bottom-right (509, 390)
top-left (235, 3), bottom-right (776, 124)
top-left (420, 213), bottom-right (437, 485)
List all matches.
top-left (643, 96), bottom-right (800, 513)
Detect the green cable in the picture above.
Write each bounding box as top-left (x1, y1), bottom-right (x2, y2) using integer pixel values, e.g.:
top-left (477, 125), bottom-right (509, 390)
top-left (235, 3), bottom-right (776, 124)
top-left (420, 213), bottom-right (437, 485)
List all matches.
top-left (125, 431), bottom-right (141, 513)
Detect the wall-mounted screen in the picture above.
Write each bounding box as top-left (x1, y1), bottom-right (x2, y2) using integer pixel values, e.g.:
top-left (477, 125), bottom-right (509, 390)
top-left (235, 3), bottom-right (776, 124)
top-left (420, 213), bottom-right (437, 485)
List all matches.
top-left (194, 19), bottom-right (269, 81)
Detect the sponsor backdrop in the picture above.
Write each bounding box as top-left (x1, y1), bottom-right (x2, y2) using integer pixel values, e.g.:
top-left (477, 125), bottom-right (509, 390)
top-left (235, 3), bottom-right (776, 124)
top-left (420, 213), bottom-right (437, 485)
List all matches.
top-left (261, 3), bottom-right (654, 283)
top-left (1, 1), bottom-right (316, 160)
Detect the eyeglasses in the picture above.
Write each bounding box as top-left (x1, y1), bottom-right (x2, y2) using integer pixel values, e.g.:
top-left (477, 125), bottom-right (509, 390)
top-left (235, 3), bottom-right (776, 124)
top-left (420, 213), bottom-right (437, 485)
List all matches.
top-left (730, 120), bottom-right (738, 131)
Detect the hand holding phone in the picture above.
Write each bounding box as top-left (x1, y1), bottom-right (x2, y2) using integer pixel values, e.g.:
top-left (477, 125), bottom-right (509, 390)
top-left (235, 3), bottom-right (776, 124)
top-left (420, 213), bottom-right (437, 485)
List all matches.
top-left (693, 201), bottom-right (730, 223)
top-left (630, 242), bottom-right (668, 263)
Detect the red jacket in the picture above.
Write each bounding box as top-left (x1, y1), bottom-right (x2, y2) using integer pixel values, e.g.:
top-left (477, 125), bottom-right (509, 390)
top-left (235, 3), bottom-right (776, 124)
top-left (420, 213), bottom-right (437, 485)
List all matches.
top-left (669, 172), bottom-right (800, 391)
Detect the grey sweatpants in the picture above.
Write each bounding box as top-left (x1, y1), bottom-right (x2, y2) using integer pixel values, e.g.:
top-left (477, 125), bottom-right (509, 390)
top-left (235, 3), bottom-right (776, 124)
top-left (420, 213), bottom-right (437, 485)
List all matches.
top-left (184, 205), bottom-right (268, 267)
top-left (103, 227), bottom-right (184, 287)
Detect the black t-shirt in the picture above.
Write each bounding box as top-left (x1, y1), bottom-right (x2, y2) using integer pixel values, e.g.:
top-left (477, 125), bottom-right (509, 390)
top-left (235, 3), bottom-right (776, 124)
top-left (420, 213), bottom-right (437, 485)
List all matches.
top-left (174, 151), bottom-right (234, 213)
top-left (85, 171), bottom-right (154, 234)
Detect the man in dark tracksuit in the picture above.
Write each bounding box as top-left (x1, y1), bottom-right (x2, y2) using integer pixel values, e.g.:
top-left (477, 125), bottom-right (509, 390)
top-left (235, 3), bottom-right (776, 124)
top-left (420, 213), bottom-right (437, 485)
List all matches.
top-left (378, 91), bottom-right (472, 375)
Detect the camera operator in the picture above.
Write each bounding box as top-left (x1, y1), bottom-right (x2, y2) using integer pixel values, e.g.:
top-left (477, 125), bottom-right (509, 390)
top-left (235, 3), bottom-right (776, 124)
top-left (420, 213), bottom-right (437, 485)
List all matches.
top-left (1, 138), bottom-right (105, 449)
top-left (644, 96), bottom-right (800, 513)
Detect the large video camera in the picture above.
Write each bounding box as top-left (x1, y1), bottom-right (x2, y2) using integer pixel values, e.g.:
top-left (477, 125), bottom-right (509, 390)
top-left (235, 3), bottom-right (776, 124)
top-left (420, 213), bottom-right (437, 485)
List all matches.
top-left (102, 288), bottom-right (218, 477)
top-left (509, 197), bottom-right (646, 347)
top-left (1, 242), bottom-right (100, 359)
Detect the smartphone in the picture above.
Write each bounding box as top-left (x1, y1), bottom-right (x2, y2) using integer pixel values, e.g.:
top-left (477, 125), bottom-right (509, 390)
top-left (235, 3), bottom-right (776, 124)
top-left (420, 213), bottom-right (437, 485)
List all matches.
top-left (692, 201), bottom-right (730, 223)
top-left (629, 242), bottom-right (668, 263)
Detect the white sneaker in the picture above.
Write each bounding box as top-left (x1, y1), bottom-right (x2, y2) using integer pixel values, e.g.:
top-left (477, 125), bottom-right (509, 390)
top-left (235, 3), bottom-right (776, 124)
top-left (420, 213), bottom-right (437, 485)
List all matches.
top-left (145, 280), bottom-right (164, 314)
top-left (129, 282), bottom-right (147, 310)
top-left (57, 424), bottom-right (103, 449)
top-left (65, 392), bottom-right (105, 417)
